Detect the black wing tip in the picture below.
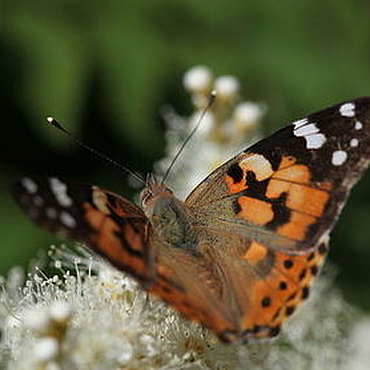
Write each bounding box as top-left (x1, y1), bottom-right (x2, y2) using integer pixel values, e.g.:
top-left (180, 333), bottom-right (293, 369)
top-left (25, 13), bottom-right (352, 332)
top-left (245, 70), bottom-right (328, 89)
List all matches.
top-left (10, 177), bottom-right (39, 210)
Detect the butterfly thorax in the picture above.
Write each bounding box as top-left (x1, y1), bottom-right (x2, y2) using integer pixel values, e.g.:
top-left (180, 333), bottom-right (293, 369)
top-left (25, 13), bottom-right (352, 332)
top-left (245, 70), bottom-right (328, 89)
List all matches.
top-left (140, 183), bottom-right (198, 251)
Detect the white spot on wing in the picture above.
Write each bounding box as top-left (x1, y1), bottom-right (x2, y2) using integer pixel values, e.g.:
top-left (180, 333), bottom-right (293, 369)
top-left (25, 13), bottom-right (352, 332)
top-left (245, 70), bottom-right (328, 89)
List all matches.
top-left (355, 121), bottom-right (363, 130)
top-left (60, 211), bottom-right (76, 228)
top-left (339, 102), bottom-right (355, 117)
top-left (239, 154), bottom-right (273, 181)
top-left (50, 178), bottom-right (73, 207)
top-left (305, 134), bottom-right (327, 149)
top-left (92, 187), bottom-right (110, 214)
top-left (293, 123), bottom-right (319, 136)
top-left (21, 178), bottom-right (38, 194)
top-left (350, 138), bottom-right (359, 147)
top-left (292, 118), bottom-right (308, 129)
top-left (332, 150), bottom-right (348, 166)
top-left (293, 121), bottom-right (327, 149)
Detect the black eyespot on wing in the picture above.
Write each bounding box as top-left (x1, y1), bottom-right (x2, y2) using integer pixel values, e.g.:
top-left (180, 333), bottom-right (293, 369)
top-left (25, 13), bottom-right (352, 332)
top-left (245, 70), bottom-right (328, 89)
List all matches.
top-left (279, 281), bottom-right (288, 290)
top-left (284, 259), bottom-right (294, 269)
top-left (261, 296), bottom-right (271, 308)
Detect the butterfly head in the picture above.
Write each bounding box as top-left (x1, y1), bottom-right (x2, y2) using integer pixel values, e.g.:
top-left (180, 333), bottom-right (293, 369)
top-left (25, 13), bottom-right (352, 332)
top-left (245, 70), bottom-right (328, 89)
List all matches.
top-left (140, 175), bottom-right (174, 212)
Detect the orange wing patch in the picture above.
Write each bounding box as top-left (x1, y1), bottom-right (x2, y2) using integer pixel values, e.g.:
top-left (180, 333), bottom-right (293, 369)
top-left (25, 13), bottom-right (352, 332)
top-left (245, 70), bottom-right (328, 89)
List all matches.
top-left (268, 158), bottom-right (331, 218)
top-left (273, 163), bottom-right (311, 184)
top-left (268, 158), bottom-right (332, 241)
top-left (241, 242), bottom-right (268, 263)
top-left (83, 202), bottom-right (149, 279)
top-left (277, 212), bottom-right (316, 241)
top-left (226, 154), bottom-right (333, 244)
top-left (240, 239), bottom-right (328, 340)
top-left (268, 183), bottom-right (329, 218)
top-left (237, 197), bottom-right (274, 226)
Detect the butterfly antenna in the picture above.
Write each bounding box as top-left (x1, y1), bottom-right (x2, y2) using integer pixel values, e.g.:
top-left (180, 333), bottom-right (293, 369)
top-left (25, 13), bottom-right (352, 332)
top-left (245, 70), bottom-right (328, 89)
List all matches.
top-left (161, 90), bottom-right (217, 184)
top-left (47, 117), bottom-right (146, 185)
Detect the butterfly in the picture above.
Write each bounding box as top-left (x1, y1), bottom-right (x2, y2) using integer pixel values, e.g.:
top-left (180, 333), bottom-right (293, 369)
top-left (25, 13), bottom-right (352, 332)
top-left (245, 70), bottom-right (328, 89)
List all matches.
top-left (12, 97), bottom-right (370, 343)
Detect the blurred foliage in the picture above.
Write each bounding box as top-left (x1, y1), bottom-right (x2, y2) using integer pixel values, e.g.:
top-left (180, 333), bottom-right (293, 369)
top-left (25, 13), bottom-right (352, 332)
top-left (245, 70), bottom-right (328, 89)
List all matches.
top-left (1, 0), bottom-right (370, 311)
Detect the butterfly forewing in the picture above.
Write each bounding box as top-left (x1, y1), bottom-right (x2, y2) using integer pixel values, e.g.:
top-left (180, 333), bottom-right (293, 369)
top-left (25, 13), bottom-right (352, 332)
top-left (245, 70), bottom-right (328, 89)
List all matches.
top-left (12, 177), bottom-right (153, 283)
top-left (186, 97), bottom-right (370, 253)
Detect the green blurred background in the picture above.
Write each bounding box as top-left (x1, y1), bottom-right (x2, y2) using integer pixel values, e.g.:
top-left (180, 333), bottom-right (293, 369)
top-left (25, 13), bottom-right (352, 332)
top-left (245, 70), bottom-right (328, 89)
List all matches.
top-left (1, 0), bottom-right (370, 310)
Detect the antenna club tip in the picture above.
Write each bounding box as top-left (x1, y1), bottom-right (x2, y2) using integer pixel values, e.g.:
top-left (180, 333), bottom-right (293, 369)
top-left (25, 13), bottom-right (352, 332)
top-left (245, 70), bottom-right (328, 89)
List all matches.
top-left (46, 116), bottom-right (54, 123)
top-left (207, 90), bottom-right (217, 107)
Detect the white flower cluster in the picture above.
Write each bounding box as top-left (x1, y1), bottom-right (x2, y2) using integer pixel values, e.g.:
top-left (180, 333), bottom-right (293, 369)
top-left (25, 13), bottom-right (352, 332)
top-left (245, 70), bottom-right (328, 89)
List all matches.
top-left (0, 252), bottom-right (366, 369)
top-left (1, 66), bottom-right (369, 369)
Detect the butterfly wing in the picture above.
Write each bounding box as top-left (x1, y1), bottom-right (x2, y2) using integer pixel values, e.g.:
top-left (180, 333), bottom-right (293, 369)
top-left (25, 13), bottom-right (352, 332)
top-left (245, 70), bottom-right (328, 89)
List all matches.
top-left (180, 98), bottom-right (370, 341)
top-left (12, 176), bottom-right (154, 284)
top-left (186, 97), bottom-right (370, 253)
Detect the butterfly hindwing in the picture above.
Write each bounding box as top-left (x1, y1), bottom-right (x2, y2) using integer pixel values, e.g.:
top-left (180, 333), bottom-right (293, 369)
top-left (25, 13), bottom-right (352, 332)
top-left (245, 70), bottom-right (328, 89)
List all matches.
top-left (186, 97), bottom-right (370, 253)
top-left (12, 176), bottom-right (153, 283)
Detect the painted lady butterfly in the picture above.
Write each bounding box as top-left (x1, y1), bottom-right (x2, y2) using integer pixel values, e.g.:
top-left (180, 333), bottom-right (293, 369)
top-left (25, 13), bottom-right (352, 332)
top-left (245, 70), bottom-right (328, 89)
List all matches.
top-left (12, 98), bottom-right (370, 343)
